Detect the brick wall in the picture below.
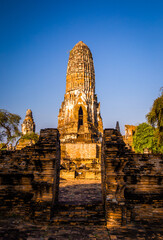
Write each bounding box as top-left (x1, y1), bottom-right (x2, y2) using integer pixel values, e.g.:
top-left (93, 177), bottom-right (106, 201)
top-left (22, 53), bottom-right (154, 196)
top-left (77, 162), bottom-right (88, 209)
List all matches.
top-left (0, 128), bottom-right (60, 222)
top-left (124, 154), bottom-right (163, 226)
top-left (102, 128), bottom-right (163, 230)
top-left (60, 142), bottom-right (102, 180)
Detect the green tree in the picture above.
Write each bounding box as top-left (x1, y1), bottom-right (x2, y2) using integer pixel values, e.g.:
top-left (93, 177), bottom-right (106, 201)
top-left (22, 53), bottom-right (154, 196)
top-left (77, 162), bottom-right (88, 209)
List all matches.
top-left (0, 109), bottom-right (21, 148)
top-left (146, 90), bottom-right (163, 144)
top-left (21, 132), bottom-right (39, 143)
top-left (133, 123), bottom-right (160, 154)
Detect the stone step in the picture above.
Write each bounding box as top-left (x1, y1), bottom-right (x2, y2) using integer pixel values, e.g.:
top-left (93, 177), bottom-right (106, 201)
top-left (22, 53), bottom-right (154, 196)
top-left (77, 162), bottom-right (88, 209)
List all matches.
top-left (52, 213), bottom-right (105, 220)
top-left (51, 218), bottom-right (106, 226)
top-left (54, 202), bottom-right (104, 209)
top-left (54, 203), bottom-right (104, 209)
top-left (51, 203), bottom-right (106, 226)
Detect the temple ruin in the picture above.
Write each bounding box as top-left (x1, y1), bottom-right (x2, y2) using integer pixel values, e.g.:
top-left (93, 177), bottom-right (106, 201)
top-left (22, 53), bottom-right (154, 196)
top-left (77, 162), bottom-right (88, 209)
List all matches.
top-left (16, 109), bottom-right (37, 150)
top-left (21, 109), bottom-right (35, 135)
top-left (58, 41), bottom-right (103, 179)
top-left (123, 124), bottom-right (136, 150)
top-left (0, 41), bottom-right (162, 239)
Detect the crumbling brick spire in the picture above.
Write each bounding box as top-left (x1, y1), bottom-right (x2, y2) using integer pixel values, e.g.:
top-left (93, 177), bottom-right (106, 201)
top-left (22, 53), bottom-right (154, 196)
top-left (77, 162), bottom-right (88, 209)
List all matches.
top-left (21, 109), bottom-right (35, 135)
top-left (66, 41), bottom-right (95, 95)
top-left (58, 41), bottom-right (103, 143)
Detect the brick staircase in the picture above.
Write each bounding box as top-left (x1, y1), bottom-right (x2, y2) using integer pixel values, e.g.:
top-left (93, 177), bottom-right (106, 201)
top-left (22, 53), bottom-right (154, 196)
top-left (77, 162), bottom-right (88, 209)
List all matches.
top-left (51, 202), bottom-right (106, 226)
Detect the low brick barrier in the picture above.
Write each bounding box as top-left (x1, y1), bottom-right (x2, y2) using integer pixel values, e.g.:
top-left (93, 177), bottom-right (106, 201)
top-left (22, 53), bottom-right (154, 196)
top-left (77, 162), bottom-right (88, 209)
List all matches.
top-left (0, 128), bottom-right (60, 222)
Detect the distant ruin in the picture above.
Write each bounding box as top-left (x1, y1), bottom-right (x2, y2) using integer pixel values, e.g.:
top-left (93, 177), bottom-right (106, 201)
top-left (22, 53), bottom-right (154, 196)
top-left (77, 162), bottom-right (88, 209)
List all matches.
top-left (16, 109), bottom-right (36, 150)
top-left (123, 125), bottom-right (136, 150)
top-left (21, 109), bottom-right (35, 135)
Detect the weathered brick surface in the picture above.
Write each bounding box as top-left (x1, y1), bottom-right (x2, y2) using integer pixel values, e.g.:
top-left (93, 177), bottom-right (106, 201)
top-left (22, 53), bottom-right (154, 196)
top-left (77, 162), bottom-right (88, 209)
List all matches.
top-left (0, 128), bottom-right (60, 221)
top-left (59, 179), bottom-right (102, 203)
top-left (124, 154), bottom-right (163, 226)
top-left (0, 178), bottom-right (111, 239)
top-left (0, 218), bottom-right (111, 240)
top-left (51, 179), bottom-right (105, 226)
top-left (103, 128), bottom-right (163, 237)
top-left (102, 129), bottom-right (128, 229)
top-left (0, 127), bottom-right (163, 239)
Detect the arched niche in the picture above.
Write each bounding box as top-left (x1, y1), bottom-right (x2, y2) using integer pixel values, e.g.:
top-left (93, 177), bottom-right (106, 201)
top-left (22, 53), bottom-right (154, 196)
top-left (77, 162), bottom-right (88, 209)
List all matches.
top-left (78, 106), bottom-right (83, 129)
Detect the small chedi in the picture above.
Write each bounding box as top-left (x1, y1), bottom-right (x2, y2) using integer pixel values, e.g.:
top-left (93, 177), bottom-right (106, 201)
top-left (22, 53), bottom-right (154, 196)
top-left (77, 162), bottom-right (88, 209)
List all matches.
top-left (22, 109), bottom-right (35, 135)
top-left (16, 109), bottom-right (36, 150)
top-left (58, 41), bottom-right (103, 179)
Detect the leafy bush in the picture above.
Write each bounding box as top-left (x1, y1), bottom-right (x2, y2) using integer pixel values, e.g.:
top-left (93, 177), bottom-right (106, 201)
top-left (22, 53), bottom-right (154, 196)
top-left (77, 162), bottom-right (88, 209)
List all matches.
top-left (21, 132), bottom-right (39, 143)
top-left (133, 123), bottom-right (163, 154)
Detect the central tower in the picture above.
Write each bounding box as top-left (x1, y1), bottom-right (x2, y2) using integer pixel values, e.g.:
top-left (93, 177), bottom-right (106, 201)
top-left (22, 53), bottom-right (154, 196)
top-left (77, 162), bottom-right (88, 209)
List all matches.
top-left (58, 41), bottom-right (103, 179)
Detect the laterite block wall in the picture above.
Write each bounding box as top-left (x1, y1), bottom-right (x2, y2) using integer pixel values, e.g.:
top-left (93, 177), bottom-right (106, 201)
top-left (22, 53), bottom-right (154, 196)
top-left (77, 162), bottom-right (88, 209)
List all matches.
top-left (0, 128), bottom-right (60, 222)
top-left (103, 128), bottom-right (163, 230)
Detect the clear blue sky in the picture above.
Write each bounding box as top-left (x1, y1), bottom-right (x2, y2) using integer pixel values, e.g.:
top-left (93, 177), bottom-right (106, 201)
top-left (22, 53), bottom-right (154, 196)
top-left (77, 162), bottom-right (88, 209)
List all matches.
top-left (0, 0), bottom-right (163, 135)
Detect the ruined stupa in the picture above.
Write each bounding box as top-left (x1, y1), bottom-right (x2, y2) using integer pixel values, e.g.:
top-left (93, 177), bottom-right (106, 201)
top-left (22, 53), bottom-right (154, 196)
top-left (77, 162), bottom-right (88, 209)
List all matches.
top-left (22, 109), bottom-right (35, 135)
top-left (16, 109), bottom-right (36, 150)
top-left (58, 41), bottom-right (103, 179)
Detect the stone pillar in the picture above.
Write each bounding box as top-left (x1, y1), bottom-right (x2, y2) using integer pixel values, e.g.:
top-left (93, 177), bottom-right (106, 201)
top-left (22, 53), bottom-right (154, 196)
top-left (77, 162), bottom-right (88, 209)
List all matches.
top-left (102, 129), bottom-right (128, 229)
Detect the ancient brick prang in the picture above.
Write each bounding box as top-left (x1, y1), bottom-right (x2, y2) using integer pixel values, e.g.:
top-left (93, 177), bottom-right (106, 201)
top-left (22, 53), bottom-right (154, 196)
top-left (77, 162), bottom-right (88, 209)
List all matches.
top-left (58, 41), bottom-right (103, 179)
top-left (58, 41), bottom-right (103, 142)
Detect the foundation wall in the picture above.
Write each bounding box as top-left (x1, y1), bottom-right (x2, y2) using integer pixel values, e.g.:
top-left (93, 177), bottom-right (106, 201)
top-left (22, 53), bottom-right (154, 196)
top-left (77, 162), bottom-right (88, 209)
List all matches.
top-left (64, 143), bottom-right (97, 159)
top-left (103, 128), bottom-right (163, 230)
top-left (60, 142), bottom-right (101, 180)
top-left (0, 128), bottom-right (60, 222)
